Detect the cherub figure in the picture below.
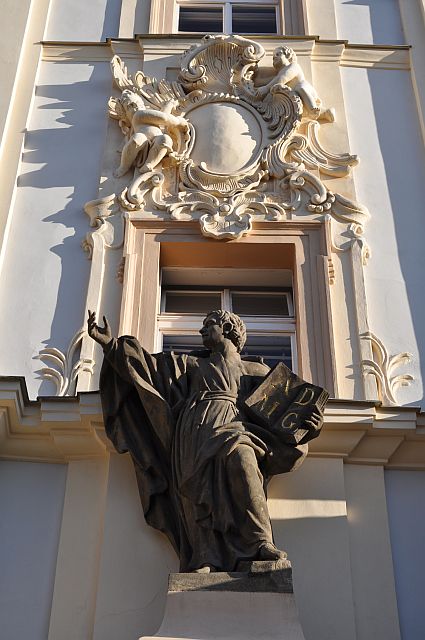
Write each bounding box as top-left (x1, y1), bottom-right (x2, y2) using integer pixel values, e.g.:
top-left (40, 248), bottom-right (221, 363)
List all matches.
top-left (256, 46), bottom-right (335, 122)
top-left (114, 89), bottom-right (189, 178)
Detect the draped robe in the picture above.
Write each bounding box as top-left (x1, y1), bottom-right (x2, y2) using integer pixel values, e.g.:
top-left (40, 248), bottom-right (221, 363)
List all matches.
top-left (100, 336), bottom-right (307, 571)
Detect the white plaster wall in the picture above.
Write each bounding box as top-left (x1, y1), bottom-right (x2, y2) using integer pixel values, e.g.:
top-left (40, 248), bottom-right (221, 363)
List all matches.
top-left (385, 470), bottom-right (425, 640)
top-left (334, 0), bottom-right (405, 44)
top-left (0, 460), bottom-right (67, 640)
top-left (268, 458), bottom-right (357, 640)
top-left (45, 0), bottom-right (122, 41)
top-left (91, 455), bottom-right (365, 640)
top-left (340, 65), bottom-right (425, 408)
top-left (93, 454), bottom-right (178, 640)
top-left (0, 0), bottom-right (32, 142)
top-left (0, 60), bottom-right (113, 398)
top-left (344, 465), bottom-right (400, 640)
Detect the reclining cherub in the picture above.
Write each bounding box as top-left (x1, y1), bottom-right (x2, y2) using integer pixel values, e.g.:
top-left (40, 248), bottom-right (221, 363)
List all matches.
top-left (256, 46), bottom-right (334, 122)
top-left (114, 89), bottom-right (189, 178)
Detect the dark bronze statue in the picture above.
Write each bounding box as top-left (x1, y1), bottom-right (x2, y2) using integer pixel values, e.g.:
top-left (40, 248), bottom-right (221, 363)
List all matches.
top-left (88, 309), bottom-right (325, 573)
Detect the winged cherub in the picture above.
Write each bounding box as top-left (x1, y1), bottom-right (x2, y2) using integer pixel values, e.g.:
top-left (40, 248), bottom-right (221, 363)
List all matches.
top-left (256, 46), bottom-right (335, 123)
top-left (114, 89), bottom-right (189, 178)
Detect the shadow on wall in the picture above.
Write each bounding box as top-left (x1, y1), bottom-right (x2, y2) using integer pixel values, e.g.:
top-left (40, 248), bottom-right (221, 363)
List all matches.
top-left (17, 63), bottom-right (111, 395)
top-left (367, 67), bottom-right (425, 408)
top-left (340, 0), bottom-right (405, 44)
top-left (101, 0), bottom-right (122, 40)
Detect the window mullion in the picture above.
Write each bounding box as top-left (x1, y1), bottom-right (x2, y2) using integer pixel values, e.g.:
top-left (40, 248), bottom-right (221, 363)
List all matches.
top-left (224, 2), bottom-right (232, 33)
top-left (223, 288), bottom-right (232, 311)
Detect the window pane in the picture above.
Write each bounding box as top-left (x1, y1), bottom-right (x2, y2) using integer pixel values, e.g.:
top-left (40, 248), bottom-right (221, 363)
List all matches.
top-left (178, 6), bottom-right (223, 32)
top-left (232, 5), bottom-right (277, 34)
top-left (241, 335), bottom-right (292, 369)
top-left (164, 291), bottom-right (222, 314)
top-left (163, 333), bottom-right (292, 370)
top-left (231, 292), bottom-right (289, 316)
top-left (162, 334), bottom-right (203, 353)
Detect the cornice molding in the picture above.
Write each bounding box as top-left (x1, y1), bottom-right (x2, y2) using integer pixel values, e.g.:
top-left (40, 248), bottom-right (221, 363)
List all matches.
top-left (40, 38), bottom-right (410, 70)
top-left (1, 377), bottom-right (424, 469)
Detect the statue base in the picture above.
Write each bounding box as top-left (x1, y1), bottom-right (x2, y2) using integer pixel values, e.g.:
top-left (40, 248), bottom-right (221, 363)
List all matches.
top-left (140, 562), bottom-right (306, 640)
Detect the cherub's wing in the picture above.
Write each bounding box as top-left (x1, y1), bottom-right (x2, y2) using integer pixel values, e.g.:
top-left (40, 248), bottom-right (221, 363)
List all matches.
top-left (108, 96), bottom-right (131, 137)
top-left (111, 55), bottom-right (186, 110)
top-left (133, 70), bottom-right (187, 110)
top-left (111, 55), bottom-right (135, 91)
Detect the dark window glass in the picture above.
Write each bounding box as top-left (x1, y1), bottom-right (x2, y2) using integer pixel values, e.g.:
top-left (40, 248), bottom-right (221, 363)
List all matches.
top-left (231, 292), bottom-right (289, 316)
top-left (178, 6), bottom-right (223, 32)
top-left (162, 334), bottom-right (204, 353)
top-left (241, 335), bottom-right (292, 369)
top-left (163, 333), bottom-right (292, 369)
top-left (232, 5), bottom-right (277, 34)
top-left (164, 291), bottom-right (222, 314)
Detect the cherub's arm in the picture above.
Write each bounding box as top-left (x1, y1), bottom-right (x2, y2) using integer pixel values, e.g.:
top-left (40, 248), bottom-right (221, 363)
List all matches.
top-left (256, 64), bottom-right (300, 97)
top-left (133, 108), bottom-right (186, 129)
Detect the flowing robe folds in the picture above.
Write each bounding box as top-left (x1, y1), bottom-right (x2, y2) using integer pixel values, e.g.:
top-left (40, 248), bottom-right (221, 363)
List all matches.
top-left (100, 336), bottom-right (307, 571)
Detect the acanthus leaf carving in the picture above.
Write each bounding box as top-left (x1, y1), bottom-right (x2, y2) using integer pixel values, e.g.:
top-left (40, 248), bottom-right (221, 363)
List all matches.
top-left (361, 332), bottom-right (413, 406)
top-left (82, 194), bottom-right (125, 259)
top-left (286, 121), bottom-right (359, 177)
top-left (38, 329), bottom-right (95, 397)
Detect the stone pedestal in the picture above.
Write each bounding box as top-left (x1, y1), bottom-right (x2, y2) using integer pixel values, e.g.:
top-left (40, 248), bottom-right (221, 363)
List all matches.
top-left (140, 562), bottom-right (306, 640)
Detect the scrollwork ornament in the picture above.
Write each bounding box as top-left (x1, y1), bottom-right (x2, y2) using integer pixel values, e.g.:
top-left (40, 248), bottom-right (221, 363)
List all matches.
top-left (97, 35), bottom-right (370, 241)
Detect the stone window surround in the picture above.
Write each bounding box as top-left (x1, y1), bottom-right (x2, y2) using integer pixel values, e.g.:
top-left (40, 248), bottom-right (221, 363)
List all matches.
top-left (149, 0), bottom-right (307, 36)
top-left (117, 220), bottom-right (337, 395)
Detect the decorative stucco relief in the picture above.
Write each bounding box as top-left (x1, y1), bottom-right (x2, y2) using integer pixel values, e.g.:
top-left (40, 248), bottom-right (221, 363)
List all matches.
top-left (37, 329), bottom-right (95, 396)
top-left (84, 35), bottom-right (367, 243)
top-left (361, 332), bottom-right (413, 406)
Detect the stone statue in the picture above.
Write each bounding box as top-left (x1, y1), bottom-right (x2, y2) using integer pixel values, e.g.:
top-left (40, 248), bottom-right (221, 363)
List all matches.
top-left (113, 89), bottom-right (189, 178)
top-left (256, 46), bottom-right (335, 122)
top-left (88, 309), bottom-right (324, 573)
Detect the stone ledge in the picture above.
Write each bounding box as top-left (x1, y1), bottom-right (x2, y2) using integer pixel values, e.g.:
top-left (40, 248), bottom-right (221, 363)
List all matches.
top-left (168, 565), bottom-right (293, 593)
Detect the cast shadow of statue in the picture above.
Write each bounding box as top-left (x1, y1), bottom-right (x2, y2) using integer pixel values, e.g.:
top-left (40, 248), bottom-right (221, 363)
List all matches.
top-left (18, 64), bottom-right (116, 395)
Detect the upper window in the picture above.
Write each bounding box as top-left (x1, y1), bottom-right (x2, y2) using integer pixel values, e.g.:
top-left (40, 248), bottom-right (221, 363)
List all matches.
top-left (157, 268), bottom-right (296, 370)
top-left (177, 1), bottom-right (279, 34)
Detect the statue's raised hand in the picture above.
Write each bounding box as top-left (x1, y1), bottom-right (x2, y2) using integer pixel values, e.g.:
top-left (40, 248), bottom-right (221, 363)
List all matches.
top-left (87, 310), bottom-right (112, 347)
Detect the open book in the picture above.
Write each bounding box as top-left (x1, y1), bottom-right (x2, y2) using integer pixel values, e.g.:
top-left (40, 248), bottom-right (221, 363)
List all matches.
top-left (244, 362), bottom-right (329, 445)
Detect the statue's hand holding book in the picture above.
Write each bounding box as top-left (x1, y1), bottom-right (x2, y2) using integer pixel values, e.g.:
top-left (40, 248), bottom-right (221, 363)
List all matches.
top-left (244, 362), bottom-right (328, 445)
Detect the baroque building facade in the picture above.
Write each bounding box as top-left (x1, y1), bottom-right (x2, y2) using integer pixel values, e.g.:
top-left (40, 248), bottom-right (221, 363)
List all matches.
top-left (1, 1), bottom-right (425, 639)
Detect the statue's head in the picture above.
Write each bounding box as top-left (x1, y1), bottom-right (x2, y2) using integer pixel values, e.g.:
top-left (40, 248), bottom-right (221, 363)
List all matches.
top-left (121, 89), bottom-right (145, 115)
top-left (200, 310), bottom-right (247, 353)
top-left (273, 46), bottom-right (295, 69)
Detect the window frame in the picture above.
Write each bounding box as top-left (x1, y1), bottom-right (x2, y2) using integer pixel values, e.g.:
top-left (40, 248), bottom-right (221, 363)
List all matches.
top-left (157, 284), bottom-right (298, 370)
top-left (117, 228), bottom-right (337, 396)
top-left (148, 0), bottom-right (307, 38)
top-left (160, 286), bottom-right (294, 316)
top-left (174, 0), bottom-right (281, 35)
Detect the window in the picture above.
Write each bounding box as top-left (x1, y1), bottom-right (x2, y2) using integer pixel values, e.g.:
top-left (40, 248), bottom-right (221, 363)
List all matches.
top-left (157, 269), bottom-right (296, 370)
top-left (177, 1), bottom-right (279, 34)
